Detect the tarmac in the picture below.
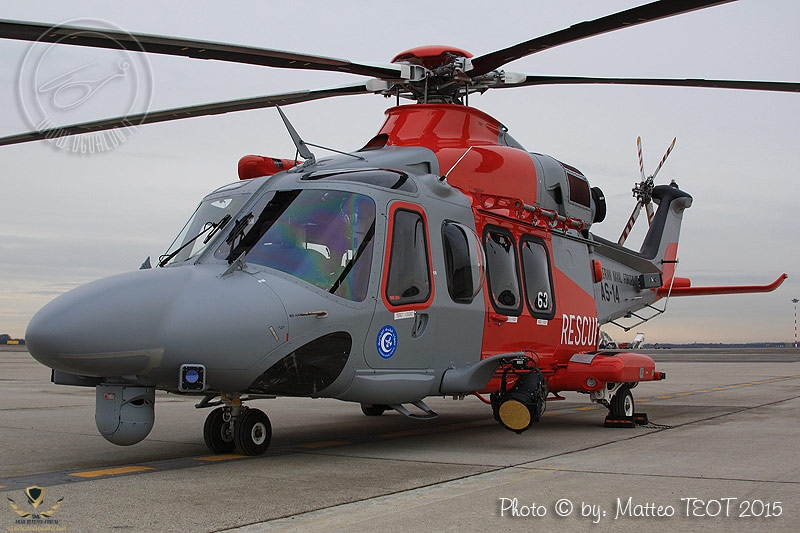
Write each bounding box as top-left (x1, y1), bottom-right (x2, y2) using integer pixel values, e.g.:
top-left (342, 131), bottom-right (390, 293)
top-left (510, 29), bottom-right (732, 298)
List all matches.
top-left (1, 345), bottom-right (798, 532)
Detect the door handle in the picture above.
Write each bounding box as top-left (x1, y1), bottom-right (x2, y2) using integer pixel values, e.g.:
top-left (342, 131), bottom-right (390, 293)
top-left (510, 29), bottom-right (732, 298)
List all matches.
top-left (412, 312), bottom-right (429, 338)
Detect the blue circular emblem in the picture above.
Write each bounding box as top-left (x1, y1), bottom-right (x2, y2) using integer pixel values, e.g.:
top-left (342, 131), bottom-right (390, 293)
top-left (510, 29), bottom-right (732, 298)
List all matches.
top-left (377, 325), bottom-right (398, 359)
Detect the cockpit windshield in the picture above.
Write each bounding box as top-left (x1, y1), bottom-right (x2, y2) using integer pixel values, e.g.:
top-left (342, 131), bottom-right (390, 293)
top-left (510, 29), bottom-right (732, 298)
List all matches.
top-left (215, 189), bottom-right (376, 302)
top-left (160, 186), bottom-right (251, 267)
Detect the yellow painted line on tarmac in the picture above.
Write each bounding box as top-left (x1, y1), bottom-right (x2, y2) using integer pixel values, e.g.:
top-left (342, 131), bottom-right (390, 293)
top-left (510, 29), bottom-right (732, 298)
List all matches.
top-left (71, 465), bottom-right (154, 478)
top-left (575, 406), bottom-right (599, 411)
top-left (636, 375), bottom-right (800, 405)
top-left (297, 441), bottom-right (351, 449)
top-left (195, 454), bottom-right (246, 462)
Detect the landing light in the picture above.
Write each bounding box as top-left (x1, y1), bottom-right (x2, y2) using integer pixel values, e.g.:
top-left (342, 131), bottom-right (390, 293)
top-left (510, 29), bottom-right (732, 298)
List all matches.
top-left (180, 364), bottom-right (207, 392)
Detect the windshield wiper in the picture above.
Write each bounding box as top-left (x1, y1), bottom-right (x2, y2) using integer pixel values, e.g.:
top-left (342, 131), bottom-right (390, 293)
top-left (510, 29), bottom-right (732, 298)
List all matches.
top-left (224, 212), bottom-right (255, 262)
top-left (158, 214), bottom-right (232, 267)
top-left (203, 214), bottom-right (231, 244)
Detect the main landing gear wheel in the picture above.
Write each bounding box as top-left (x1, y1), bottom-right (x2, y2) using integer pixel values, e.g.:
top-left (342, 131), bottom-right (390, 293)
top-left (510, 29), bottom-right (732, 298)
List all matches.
top-left (610, 386), bottom-right (635, 417)
top-left (234, 407), bottom-right (272, 456)
top-left (360, 403), bottom-right (389, 416)
top-left (203, 407), bottom-right (236, 454)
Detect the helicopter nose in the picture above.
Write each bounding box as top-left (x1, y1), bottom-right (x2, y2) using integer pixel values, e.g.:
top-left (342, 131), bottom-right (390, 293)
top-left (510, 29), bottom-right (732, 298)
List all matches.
top-left (26, 266), bottom-right (284, 379)
top-left (25, 268), bottom-right (190, 376)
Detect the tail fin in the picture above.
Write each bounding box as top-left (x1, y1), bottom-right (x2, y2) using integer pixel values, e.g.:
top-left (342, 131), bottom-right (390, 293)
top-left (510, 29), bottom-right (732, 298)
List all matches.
top-left (590, 182), bottom-right (692, 325)
top-left (591, 181), bottom-right (784, 327)
top-left (639, 183), bottom-right (692, 283)
top-left (641, 183), bottom-right (787, 298)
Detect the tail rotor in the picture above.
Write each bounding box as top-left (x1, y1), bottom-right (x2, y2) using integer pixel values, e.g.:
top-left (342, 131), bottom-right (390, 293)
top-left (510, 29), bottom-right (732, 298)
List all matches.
top-left (617, 136), bottom-right (676, 246)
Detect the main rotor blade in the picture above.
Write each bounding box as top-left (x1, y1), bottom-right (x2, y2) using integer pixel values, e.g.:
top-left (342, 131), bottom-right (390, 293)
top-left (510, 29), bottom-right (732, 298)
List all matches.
top-left (498, 75), bottom-right (800, 93)
top-left (0, 83), bottom-right (370, 147)
top-left (470, 0), bottom-right (737, 77)
top-left (0, 19), bottom-right (402, 79)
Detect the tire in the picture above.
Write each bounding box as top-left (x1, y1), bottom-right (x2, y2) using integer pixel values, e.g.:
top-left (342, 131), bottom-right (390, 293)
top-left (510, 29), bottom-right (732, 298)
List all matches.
top-left (203, 407), bottom-right (236, 454)
top-left (361, 404), bottom-right (388, 416)
top-left (610, 387), bottom-right (634, 417)
top-left (234, 408), bottom-right (272, 456)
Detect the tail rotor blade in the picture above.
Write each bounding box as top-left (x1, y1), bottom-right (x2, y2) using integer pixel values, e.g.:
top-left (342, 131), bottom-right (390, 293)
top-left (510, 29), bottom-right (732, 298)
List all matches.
top-left (652, 137), bottom-right (677, 179)
top-left (618, 201), bottom-right (643, 246)
top-left (645, 200), bottom-right (655, 226)
top-left (637, 136), bottom-right (645, 182)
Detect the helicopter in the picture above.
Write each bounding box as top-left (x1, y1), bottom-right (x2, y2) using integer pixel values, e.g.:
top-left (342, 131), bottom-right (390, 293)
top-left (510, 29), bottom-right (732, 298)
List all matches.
top-left (0, 0), bottom-right (793, 456)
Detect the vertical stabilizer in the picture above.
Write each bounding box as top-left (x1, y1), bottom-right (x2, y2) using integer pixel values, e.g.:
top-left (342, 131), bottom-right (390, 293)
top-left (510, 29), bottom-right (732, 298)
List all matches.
top-left (639, 183), bottom-right (692, 282)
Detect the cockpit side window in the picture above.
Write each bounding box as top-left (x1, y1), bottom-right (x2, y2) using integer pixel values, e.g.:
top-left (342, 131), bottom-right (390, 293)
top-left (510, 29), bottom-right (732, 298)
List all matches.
top-left (385, 206), bottom-right (432, 307)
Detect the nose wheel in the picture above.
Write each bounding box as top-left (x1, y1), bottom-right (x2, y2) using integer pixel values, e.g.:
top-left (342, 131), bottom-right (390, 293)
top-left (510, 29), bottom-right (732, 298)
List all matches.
top-left (202, 406), bottom-right (272, 456)
top-left (203, 406), bottom-right (236, 454)
top-left (235, 407), bottom-right (272, 456)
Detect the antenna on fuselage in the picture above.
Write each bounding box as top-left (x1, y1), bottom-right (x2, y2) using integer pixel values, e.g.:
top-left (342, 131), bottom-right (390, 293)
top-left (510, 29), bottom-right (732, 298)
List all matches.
top-left (440, 146), bottom-right (473, 182)
top-left (276, 106), bottom-right (315, 166)
top-left (275, 106), bottom-right (365, 164)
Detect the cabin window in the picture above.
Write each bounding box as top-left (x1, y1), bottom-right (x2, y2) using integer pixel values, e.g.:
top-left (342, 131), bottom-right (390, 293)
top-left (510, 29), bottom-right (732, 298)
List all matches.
top-left (484, 227), bottom-right (522, 315)
top-left (442, 222), bottom-right (485, 304)
top-left (386, 208), bottom-right (431, 306)
top-left (567, 172), bottom-right (591, 208)
top-left (521, 236), bottom-right (555, 319)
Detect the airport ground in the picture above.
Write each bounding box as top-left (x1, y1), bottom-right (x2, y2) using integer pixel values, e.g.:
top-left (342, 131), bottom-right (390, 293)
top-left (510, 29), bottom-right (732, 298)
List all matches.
top-left (1, 345), bottom-right (798, 532)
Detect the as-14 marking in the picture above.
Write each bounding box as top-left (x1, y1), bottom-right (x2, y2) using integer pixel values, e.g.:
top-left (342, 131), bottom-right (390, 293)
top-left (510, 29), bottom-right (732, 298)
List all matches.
top-left (600, 282), bottom-right (620, 304)
top-left (599, 267), bottom-right (640, 304)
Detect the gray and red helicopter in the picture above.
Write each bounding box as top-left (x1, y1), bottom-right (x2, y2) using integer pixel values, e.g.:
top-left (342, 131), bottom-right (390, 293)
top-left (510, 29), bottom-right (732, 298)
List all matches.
top-left (0, 0), bottom-right (792, 455)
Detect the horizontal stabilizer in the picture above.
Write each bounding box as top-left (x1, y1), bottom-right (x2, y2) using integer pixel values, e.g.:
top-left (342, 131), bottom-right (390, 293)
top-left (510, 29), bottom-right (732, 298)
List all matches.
top-left (657, 273), bottom-right (787, 297)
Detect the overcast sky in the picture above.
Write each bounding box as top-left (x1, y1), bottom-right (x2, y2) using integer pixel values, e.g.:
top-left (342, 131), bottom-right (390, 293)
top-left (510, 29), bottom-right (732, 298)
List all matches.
top-left (1, 0), bottom-right (798, 343)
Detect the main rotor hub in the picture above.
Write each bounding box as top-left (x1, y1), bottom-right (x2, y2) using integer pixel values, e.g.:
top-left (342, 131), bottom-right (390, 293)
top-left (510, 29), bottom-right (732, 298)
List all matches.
top-left (391, 46), bottom-right (473, 70)
top-left (386, 46), bottom-right (485, 104)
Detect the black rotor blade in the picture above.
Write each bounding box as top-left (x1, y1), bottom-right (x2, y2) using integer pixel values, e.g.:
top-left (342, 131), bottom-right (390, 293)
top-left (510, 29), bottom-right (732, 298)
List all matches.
top-left (0, 83), bottom-right (370, 147)
top-left (470, 0), bottom-right (737, 77)
top-left (0, 19), bottom-right (401, 79)
top-left (499, 75), bottom-right (800, 93)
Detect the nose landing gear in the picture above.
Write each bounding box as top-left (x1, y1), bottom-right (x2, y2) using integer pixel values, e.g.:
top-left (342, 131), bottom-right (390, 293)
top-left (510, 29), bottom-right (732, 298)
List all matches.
top-left (235, 407), bottom-right (272, 456)
top-left (199, 395), bottom-right (272, 456)
top-left (202, 406), bottom-right (236, 453)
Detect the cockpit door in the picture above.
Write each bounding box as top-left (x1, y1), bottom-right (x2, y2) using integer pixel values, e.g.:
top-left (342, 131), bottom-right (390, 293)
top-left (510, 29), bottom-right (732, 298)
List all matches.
top-left (365, 202), bottom-right (437, 369)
